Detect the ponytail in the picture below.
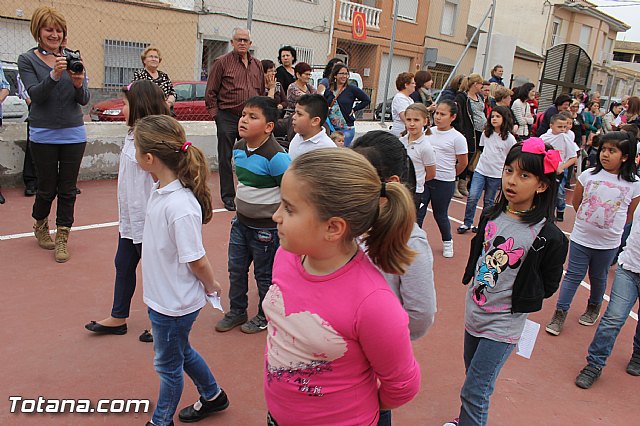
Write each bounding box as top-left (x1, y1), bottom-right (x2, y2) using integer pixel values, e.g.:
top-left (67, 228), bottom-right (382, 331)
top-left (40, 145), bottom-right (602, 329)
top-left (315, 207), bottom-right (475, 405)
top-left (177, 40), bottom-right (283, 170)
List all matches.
top-left (134, 115), bottom-right (213, 223)
top-left (365, 181), bottom-right (416, 274)
top-left (291, 148), bottom-right (416, 274)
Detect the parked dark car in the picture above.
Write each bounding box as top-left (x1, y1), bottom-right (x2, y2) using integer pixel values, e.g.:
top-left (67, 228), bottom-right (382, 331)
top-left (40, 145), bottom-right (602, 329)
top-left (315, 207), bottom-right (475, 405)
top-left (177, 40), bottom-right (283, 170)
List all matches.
top-left (90, 81), bottom-right (210, 121)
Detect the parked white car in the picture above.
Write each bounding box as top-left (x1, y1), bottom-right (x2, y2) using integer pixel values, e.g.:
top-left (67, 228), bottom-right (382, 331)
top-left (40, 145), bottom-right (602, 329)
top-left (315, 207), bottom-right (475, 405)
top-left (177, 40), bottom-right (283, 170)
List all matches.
top-left (1, 62), bottom-right (29, 122)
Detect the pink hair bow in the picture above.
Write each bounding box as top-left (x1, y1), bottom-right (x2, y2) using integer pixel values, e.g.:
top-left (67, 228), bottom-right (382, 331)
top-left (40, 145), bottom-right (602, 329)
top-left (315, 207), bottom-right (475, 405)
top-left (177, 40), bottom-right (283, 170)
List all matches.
top-left (497, 238), bottom-right (524, 266)
top-left (521, 137), bottom-right (562, 174)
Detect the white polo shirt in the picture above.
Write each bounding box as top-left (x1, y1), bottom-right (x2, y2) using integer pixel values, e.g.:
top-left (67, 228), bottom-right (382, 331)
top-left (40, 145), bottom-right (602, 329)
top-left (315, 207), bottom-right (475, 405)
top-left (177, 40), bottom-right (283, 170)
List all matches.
top-left (142, 179), bottom-right (207, 317)
top-left (426, 126), bottom-right (468, 182)
top-left (400, 134), bottom-right (436, 193)
top-left (288, 130), bottom-right (337, 160)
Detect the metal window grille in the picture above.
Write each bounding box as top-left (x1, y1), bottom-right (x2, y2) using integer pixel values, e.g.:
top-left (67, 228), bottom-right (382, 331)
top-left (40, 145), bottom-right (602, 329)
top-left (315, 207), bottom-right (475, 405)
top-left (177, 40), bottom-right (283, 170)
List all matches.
top-left (103, 39), bottom-right (149, 87)
top-left (288, 45), bottom-right (314, 66)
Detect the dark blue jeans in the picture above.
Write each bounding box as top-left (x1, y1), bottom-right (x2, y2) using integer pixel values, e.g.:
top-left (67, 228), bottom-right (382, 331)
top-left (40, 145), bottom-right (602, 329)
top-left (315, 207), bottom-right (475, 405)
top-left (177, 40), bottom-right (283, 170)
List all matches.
top-left (111, 235), bottom-right (142, 318)
top-left (556, 241), bottom-right (618, 311)
top-left (228, 217), bottom-right (279, 316)
top-left (149, 308), bottom-right (219, 426)
top-left (459, 332), bottom-right (515, 426)
top-left (587, 267), bottom-right (640, 368)
top-left (422, 179), bottom-right (455, 240)
top-left (463, 172), bottom-right (501, 228)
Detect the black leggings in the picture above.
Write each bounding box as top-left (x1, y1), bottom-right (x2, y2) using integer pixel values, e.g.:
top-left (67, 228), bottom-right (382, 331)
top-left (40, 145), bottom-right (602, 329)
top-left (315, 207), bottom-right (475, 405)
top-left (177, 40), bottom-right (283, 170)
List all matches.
top-left (30, 142), bottom-right (86, 227)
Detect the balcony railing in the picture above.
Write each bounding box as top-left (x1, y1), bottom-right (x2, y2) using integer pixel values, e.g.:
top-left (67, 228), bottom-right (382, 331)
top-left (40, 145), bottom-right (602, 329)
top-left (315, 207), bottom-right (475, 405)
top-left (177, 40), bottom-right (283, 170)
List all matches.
top-left (339, 0), bottom-right (381, 30)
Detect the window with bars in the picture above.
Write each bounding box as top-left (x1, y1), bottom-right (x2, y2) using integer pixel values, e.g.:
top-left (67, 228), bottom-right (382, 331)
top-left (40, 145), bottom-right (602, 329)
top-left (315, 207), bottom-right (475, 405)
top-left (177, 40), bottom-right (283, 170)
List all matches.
top-left (287, 45), bottom-right (314, 66)
top-left (103, 39), bottom-right (149, 87)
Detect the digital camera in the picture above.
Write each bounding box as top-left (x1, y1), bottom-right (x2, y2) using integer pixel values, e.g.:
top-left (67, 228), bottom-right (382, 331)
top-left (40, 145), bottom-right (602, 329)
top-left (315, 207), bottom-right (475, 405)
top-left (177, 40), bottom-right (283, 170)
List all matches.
top-left (63, 49), bottom-right (84, 73)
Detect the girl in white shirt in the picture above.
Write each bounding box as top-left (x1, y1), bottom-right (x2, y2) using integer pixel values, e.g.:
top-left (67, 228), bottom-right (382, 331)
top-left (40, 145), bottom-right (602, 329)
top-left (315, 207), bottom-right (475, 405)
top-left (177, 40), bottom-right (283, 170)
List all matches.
top-left (134, 115), bottom-right (228, 426)
top-left (458, 106), bottom-right (517, 234)
top-left (400, 103), bottom-right (436, 227)
top-left (425, 100), bottom-right (468, 258)
top-left (85, 80), bottom-right (169, 342)
top-left (547, 130), bottom-right (640, 336)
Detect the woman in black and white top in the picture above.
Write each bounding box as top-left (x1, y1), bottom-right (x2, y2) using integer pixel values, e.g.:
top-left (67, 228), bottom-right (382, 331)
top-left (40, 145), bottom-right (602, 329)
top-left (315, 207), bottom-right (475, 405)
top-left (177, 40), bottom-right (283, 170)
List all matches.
top-left (132, 46), bottom-right (176, 109)
top-left (511, 83), bottom-right (535, 141)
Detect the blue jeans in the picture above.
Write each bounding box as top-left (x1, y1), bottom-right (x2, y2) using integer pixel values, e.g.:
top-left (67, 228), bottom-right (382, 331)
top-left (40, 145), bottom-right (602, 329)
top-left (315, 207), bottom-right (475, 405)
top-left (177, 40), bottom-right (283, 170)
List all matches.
top-left (556, 170), bottom-right (568, 213)
top-left (337, 127), bottom-right (355, 147)
top-left (422, 179), bottom-right (455, 240)
top-left (586, 267), bottom-right (640, 368)
top-left (556, 241), bottom-right (618, 311)
top-left (228, 217), bottom-right (279, 316)
top-left (111, 235), bottom-right (142, 318)
top-left (459, 332), bottom-right (515, 426)
top-left (149, 308), bottom-right (219, 426)
top-left (463, 172), bottom-right (501, 228)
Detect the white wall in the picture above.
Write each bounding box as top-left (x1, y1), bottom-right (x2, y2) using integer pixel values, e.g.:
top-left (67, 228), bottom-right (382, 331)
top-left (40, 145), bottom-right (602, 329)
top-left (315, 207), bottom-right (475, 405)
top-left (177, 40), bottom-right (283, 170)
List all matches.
top-left (0, 18), bottom-right (33, 64)
top-left (473, 33), bottom-right (516, 81)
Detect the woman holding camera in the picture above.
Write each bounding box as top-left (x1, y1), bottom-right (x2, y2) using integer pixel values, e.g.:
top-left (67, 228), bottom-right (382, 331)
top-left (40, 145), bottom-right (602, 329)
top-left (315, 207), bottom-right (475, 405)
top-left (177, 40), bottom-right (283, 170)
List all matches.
top-left (132, 47), bottom-right (176, 110)
top-left (18, 5), bottom-right (89, 263)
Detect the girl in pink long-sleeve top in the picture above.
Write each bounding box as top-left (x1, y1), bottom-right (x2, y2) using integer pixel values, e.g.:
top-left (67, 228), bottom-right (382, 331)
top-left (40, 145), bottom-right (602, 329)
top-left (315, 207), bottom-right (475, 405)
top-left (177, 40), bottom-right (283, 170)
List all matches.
top-left (264, 148), bottom-right (421, 426)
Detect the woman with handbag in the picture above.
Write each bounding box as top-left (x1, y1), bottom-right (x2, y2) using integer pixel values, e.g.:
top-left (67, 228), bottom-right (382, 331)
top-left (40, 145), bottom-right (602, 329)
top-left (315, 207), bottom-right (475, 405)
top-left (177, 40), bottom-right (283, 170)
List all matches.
top-left (323, 64), bottom-right (370, 147)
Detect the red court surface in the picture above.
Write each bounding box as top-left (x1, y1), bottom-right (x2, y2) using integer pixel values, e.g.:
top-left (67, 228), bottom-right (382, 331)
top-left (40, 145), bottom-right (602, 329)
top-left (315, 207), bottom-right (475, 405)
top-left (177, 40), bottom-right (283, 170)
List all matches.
top-left (1, 175), bottom-right (638, 425)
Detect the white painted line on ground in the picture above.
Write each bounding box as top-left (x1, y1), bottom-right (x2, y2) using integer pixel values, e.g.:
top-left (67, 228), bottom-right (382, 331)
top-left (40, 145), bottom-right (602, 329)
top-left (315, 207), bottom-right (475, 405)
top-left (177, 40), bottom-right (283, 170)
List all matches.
top-left (0, 208), bottom-right (231, 241)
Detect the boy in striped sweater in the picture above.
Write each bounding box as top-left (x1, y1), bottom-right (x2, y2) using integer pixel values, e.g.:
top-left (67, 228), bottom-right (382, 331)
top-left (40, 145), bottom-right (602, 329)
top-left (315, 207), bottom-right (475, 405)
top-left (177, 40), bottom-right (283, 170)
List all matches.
top-left (215, 96), bottom-right (291, 334)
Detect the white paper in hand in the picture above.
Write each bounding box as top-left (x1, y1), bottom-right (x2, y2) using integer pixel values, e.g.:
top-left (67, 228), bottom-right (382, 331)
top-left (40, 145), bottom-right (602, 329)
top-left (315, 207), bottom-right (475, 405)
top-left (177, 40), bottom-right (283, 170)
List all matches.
top-left (207, 293), bottom-right (224, 313)
top-left (516, 319), bottom-right (540, 359)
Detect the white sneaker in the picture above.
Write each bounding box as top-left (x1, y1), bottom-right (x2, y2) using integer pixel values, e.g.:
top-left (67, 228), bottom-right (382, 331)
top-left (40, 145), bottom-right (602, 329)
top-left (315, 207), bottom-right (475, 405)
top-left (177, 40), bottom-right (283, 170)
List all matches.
top-left (442, 240), bottom-right (454, 258)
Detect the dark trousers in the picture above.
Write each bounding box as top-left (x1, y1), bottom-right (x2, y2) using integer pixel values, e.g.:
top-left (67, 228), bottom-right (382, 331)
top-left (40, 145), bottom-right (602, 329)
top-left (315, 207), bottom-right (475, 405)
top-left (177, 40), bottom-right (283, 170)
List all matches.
top-left (422, 179), bottom-right (455, 241)
top-left (22, 121), bottom-right (37, 189)
top-left (111, 235), bottom-right (142, 319)
top-left (215, 110), bottom-right (240, 203)
top-left (30, 142), bottom-right (86, 227)
top-left (228, 217), bottom-right (279, 317)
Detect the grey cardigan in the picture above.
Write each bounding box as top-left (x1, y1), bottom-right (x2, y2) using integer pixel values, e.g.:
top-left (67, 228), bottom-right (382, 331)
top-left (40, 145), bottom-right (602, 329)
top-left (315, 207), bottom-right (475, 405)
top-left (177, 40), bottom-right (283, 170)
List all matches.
top-left (17, 49), bottom-right (89, 129)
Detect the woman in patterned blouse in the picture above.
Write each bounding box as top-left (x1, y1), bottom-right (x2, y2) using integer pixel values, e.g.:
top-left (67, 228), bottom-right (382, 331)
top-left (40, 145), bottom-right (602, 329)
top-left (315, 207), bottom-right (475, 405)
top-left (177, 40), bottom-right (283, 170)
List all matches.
top-left (132, 47), bottom-right (176, 109)
top-left (286, 62), bottom-right (316, 110)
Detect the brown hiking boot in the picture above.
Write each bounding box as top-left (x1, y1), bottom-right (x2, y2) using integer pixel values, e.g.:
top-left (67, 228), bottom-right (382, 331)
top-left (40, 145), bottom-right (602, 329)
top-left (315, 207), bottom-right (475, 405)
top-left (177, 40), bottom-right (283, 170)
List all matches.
top-left (579, 303), bottom-right (602, 326)
top-left (457, 178), bottom-right (469, 197)
top-left (34, 218), bottom-right (55, 250)
top-left (55, 226), bottom-right (71, 263)
top-left (545, 309), bottom-right (568, 336)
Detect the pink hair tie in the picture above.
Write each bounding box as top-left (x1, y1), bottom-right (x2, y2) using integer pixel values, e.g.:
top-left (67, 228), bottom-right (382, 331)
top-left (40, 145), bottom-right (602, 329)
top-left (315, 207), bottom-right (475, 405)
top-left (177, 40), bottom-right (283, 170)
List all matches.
top-left (521, 137), bottom-right (562, 174)
top-left (126, 82), bottom-right (133, 91)
top-left (180, 141), bottom-right (192, 152)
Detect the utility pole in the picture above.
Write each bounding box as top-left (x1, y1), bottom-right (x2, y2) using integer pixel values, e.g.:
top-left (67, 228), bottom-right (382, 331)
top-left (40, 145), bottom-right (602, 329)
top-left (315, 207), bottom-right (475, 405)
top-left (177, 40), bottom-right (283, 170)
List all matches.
top-left (380, 0), bottom-right (399, 125)
top-left (247, 0), bottom-right (253, 31)
top-left (482, 0), bottom-right (496, 77)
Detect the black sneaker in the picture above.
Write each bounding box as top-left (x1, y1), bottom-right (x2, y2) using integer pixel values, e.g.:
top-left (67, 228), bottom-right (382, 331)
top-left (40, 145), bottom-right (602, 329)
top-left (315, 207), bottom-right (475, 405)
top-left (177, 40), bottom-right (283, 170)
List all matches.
top-left (215, 312), bottom-right (247, 332)
top-left (456, 225), bottom-right (469, 234)
top-left (240, 314), bottom-right (268, 334)
top-left (556, 211), bottom-right (564, 222)
top-left (626, 352), bottom-right (640, 376)
top-left (178, 389), bottom-right (229, 423)
top-left (146, 422), bottom-right (173, 426)
top-left (575, 364), bottom-right (602, 389)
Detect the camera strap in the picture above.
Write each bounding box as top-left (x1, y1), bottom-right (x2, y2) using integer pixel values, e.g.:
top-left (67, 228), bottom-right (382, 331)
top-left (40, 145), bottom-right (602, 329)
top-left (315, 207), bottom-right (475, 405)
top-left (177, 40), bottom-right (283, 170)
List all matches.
top-left (37, 46), bottom-right (63, 57)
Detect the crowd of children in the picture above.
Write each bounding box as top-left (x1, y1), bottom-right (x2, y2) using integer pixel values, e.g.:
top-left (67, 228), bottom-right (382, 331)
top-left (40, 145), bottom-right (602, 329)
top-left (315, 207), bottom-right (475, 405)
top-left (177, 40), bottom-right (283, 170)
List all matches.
top-left (67, 77), bottom-right (640, 426)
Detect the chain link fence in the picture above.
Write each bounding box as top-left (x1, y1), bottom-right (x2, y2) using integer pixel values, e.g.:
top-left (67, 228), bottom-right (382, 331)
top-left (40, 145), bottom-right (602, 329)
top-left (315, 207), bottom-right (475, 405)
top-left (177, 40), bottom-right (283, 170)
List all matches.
top-left (1, 0), bottom-right (434, 123)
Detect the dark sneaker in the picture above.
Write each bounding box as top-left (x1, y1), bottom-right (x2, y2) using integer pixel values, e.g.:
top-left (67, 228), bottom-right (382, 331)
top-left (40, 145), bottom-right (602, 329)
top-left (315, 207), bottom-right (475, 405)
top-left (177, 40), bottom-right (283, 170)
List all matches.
top-left (145, 422), bottom-right (173, 426)
top-left (626, 352), bottom-right (640, 376)
top-left (215, 312), bottom-right (247, 332)
top-left (456, 225), bottom-right (470, 234)
top-left (556, 211), bottom-right (564, 222)
top-left (178, 389), bottom-right (229, 423)
top-left (578, 303), bottom-right (602, 326)
top-left (240, 314), bottom-right (268, 334)
top-left (575, 364), bottom-right (601, 389)
top-left (442, 418), bottom-right (459, 426)
top-left (471, 226), bottom-right (478, 233)
top-left (545, 309), bottom-right (567, 336)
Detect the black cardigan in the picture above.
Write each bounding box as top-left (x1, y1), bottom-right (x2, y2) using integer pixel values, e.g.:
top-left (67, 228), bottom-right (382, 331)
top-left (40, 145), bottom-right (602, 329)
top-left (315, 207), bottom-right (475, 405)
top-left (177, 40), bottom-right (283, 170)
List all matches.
top-left (463, 215), bottom-right (569, 313)
top-left (453, 91), bottom-right (483, 153)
